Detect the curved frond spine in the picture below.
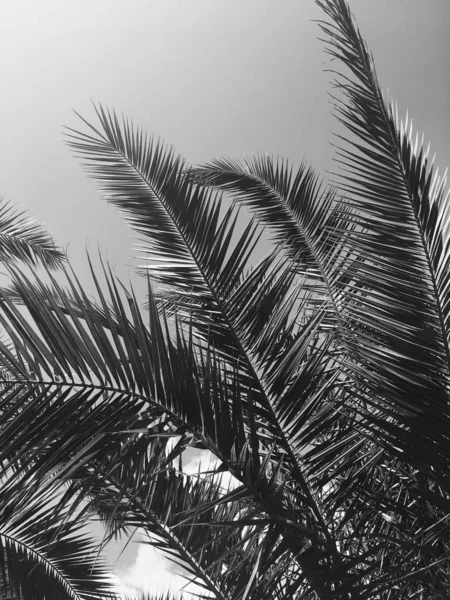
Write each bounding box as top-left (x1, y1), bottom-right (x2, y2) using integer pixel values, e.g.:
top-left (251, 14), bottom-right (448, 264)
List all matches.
top-left (315, 0), bottom-right (450, 475)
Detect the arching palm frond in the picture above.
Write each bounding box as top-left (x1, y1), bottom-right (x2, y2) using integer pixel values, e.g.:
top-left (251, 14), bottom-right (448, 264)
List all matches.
top-left (0, 476), bottom-right (116, 600)
top-left (0, 197), bottom-right (66, 270)
top-left (315, 0), bottom-right (450, 477)
top-left (191, 156), bottom-right (348, 319)
top-left (65, 108), bottom-right (359, 596)
top-left (190, 155), bottom-right (360, 360)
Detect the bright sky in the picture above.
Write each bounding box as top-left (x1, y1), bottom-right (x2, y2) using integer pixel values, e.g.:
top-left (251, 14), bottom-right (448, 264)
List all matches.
top-left (95, 448), bottom-right (235, 597)
top-left (1, 0), bottom-right (449, 595)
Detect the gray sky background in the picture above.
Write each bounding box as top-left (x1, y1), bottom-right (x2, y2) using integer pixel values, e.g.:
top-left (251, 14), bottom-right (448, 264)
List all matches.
top-left (1, 0), bottom-right (449, 288)
top-left (1, 0), bottom-right (449, 593)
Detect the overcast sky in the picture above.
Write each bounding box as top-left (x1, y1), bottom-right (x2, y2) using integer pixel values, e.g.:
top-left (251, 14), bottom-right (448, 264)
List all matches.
top-left (1, 0), bottom-right (449, 594)
top-left (1, 0), bottom-right (449, 285)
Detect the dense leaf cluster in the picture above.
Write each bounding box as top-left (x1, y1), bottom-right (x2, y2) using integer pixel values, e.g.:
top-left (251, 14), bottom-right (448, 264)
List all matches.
top-left (0, 1), bottom-right (449, 599)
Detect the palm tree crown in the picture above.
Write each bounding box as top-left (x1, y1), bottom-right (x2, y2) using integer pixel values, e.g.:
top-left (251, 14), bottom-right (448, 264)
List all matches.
top-left (1, 1), bottom-right (449, 599)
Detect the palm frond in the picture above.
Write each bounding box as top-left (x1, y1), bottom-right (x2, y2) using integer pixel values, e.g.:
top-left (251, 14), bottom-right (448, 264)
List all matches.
top-left (315, 0), bottom-right (450, 477)
top-left (77, 439), bottom-right (312, 600)
top-left (0, 476), bottom-right (116, 600)
top-left (0, 197), bottom-right (66, 269)
top-left (192, 157), bottom-right (328, 269)
top-left (0, 263), bottom-right (189, 491)
top-left (66, 107), bottom-right (260, 307)
top-left (65, 106), bottom-right (354, 588)
top-left (0, 255), bottom-right (352, 597)
top-left (191, 156), bottom-right (363, 338)
top-left (64, 99), bottom-right (450, 597)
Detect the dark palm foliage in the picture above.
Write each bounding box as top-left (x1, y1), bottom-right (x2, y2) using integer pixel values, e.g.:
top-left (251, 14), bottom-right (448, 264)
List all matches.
top-left (0, 476), bottom-right (115, 600)
top-left (0, 0), bottom-right (449, 598)
top-left (0, 196), bottom-right (65, 269)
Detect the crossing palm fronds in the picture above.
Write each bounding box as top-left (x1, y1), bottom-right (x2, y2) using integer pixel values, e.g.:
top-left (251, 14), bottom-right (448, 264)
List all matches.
top-left (1, 0), bottom-right (449, 598)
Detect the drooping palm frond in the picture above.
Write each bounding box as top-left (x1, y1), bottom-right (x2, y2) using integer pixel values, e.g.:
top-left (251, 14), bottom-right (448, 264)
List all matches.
top-left (0, 197), bottom-right (66, 269)
top-left (0, 475), bottom-right (116, 600)
top-left (0, 258), bottom-right (286, 511)
top-left (190, 156), bottom-right (351, 326)
top-left (192, 157), bottom-right (330, 270)
top-left (0, 266), bottom-right (314, 597)
top-left (0, 244), bottom-right (343, 596)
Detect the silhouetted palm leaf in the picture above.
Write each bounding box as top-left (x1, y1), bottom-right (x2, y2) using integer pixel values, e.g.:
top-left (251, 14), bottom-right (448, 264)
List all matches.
top-left (0, 197), bottom-right (65, 269)
top-left (0, 476), bottom-right (116, 600)
top-left (316, 0), bottom-right (450, 475)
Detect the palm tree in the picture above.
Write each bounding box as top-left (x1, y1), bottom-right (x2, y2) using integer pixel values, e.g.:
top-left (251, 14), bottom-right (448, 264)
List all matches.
top-left (0, 0), bottom-right (449, 598)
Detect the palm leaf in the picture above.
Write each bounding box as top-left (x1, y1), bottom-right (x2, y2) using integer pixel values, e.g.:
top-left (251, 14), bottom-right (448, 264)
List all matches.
top-left (64, 101), bottom-right (450, 596)
top-left (191, 156), bottom-right (351, 323)
top-left (0, 255), bottom-right (345, 597)
top-left (0, 197), bottom-right (66, 269)
top-left (0, 476), bottom-right (116, 600)
top-left (78, 440), bottom-right (311, 600)
top-left (65, 106), bottom-right (355, 589)
top-left (313, 0), bottom-right (450, 480)
top-left (0, 264), bottom-right (205, 489)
